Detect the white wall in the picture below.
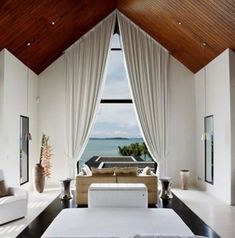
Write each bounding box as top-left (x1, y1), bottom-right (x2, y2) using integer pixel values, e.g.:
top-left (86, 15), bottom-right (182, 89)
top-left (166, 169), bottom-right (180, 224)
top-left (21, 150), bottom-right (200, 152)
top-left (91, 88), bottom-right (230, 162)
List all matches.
top-left (38, 54), bottom-right (196, 187)
top-left (38, 56), bottom-right (67, 187)
top-left (195, 49), bottom-right (234, 204)
top-left (0, 51), bottom-right (4, 155)
top-left (0, 49), bottom-right (39, 189)
top-left (168, 57), bottom-right (196, 186)
top-left (229, 50), bottom-right (235, 204)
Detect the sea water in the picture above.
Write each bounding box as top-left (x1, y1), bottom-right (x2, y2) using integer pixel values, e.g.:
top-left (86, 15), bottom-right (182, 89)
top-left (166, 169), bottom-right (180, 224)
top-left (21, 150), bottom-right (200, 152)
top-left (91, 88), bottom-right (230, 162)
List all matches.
top-left (80, 138), bottom-right (151, 166)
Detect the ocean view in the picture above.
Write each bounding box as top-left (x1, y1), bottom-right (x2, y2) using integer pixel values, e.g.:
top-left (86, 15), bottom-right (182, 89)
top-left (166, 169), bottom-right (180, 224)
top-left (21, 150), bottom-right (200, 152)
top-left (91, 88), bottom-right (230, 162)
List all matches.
top-left (80, 138), bottom-right (151, 166)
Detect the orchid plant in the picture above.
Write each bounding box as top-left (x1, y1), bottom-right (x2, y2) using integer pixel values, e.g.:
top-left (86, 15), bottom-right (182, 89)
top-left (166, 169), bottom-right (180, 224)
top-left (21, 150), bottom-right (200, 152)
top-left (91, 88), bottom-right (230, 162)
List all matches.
top-left (39, 134), bottom-right (53, 178)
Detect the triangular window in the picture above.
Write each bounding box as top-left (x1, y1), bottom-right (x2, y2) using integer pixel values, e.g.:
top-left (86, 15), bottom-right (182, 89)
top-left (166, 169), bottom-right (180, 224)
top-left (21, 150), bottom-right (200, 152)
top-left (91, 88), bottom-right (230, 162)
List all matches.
top-left (80, 28), bottom-right (150, 167)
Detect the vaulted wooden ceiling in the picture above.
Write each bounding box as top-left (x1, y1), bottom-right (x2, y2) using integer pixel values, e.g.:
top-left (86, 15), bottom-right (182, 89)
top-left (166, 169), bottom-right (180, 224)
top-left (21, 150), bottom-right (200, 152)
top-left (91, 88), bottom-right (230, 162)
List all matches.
top-left (0, 0), bottom-right (234, 75)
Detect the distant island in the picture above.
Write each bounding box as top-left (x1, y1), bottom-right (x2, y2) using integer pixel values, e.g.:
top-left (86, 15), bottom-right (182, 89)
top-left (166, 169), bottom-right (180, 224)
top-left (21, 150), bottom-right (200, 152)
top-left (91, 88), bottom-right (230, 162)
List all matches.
top-left (90, 137), bottom-right (142, 140)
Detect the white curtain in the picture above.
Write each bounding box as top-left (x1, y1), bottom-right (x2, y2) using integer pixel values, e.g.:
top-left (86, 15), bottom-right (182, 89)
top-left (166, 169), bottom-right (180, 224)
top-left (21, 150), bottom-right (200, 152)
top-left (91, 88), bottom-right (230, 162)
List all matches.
top-left (65, 12), bottom-right (116, 177)
top-left (118, 12), bottom-right (169, 176)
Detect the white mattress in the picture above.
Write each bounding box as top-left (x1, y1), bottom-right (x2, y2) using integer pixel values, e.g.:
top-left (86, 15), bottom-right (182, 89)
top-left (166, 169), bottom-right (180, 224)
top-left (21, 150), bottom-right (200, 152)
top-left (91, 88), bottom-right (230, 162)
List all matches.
top-left (41, 208), bottom-right (195, 238)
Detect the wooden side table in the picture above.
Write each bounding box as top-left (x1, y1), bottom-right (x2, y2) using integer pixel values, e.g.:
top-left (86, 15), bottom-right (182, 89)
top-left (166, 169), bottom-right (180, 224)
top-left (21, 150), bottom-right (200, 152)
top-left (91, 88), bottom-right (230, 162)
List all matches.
top-left (160, 177), bottom-right (173, 200)
top-left (59, 178), bottom-right (73, 200)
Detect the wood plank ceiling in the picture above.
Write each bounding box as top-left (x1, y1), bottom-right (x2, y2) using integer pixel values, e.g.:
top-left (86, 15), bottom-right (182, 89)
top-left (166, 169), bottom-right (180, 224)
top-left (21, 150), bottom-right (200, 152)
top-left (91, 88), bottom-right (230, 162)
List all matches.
top-left (0, 0), bottom-right (234, 75)
top-left (0, 0), bottom-right (117, 74)
top-left (117, 0), bottom-right (235, 73)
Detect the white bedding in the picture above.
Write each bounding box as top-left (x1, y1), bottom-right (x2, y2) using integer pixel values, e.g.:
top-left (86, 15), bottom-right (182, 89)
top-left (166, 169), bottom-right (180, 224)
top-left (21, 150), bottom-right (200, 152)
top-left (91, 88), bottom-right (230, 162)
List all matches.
top-left (41, 208), bottom-right (195, 238)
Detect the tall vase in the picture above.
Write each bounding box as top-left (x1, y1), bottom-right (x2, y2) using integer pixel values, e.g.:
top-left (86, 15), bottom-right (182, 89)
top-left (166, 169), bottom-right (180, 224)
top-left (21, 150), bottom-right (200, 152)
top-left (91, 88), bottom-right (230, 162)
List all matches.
top-left (180, 170), bottom-right (190, 190)
top-left (33, 163), bottom-right (45, 193)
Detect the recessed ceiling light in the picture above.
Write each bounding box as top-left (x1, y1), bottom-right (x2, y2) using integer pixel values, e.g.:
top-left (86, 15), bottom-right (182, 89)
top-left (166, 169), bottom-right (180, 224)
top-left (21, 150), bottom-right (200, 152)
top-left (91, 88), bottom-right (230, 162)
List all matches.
top-left (26, 42), bottom-right (31, 47)
top-left (178, 22), bottom-right (182, 25)
top-left (51, 21), bottom-right (55, 25)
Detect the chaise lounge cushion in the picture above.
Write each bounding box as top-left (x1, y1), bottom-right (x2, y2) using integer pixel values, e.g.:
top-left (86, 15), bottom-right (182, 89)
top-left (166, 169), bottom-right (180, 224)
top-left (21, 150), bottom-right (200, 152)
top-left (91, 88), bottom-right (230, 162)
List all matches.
top-left (0, 195), bottom-right (21, 204)
top-left (0, 170), bottom-right (28, 225)
top-left (0, 190), bottom-right (28, 225)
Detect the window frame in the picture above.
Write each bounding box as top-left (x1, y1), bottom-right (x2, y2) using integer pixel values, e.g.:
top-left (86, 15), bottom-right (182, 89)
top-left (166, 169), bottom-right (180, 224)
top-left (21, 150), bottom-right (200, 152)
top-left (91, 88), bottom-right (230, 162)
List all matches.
top-left (20, 115), bottom-right (29, 185)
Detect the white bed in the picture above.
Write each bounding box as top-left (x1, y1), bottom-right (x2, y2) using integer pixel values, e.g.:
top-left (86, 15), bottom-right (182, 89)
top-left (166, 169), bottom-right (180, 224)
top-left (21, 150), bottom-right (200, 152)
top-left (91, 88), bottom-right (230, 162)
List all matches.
top-left (41, 208), bottom-right (195, 238)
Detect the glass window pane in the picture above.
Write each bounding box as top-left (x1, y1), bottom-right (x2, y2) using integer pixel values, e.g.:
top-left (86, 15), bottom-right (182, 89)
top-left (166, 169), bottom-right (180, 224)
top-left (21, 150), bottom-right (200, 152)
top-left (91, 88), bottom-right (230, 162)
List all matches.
top-left (80, 104), bottom-right (147, 166)
top-left (110, 33), bottom-right (121, 48)
top-left (102, 51), bottom-right (131, 99)
top-left (92, 104), bottom-right (141, 138)
top-left (79, 33), bottom-right (153, 169)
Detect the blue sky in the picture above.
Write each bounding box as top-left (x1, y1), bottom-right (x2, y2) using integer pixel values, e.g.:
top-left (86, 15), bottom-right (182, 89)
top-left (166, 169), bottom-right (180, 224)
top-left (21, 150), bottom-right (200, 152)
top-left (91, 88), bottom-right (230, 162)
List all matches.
top-left (90, 34), bottom-right (142, 138)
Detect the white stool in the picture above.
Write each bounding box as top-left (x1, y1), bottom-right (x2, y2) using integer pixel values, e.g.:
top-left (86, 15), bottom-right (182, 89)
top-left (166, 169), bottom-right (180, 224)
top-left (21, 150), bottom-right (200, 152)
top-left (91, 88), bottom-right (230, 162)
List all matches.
top-left (88, 183), bottom-right (148, 208)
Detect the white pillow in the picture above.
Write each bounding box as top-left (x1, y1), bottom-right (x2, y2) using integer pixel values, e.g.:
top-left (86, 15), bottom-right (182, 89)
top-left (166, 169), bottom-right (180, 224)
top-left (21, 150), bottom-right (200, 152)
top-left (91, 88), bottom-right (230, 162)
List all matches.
top-left (81, 164), bottom-right (92, 176)
top-left (140, 166), bottom-right (151, 176)
top-left (78, 170), bottom-right (85, 176)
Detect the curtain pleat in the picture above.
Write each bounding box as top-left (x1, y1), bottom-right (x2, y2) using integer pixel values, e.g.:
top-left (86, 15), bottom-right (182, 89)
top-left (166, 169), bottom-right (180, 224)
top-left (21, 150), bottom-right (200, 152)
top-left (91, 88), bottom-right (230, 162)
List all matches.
top-left (65, 12), bottom-right (116, 177)
top-left (118, 12), bottom-right (169, 176)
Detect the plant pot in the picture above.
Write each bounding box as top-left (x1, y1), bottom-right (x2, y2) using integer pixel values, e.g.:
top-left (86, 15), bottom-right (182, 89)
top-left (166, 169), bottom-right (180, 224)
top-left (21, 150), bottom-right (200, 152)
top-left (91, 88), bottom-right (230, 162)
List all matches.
top-left (33, 163), bottom-right (45, 193)
top-left (180, 170), bottom-right (190, 190)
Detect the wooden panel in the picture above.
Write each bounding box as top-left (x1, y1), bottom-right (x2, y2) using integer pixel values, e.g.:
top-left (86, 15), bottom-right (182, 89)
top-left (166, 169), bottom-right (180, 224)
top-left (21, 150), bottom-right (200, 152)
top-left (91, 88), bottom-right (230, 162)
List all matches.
top-left (117, 0), bottom-right (235, 73)
top-left (0, 0), bottom-right (234, 74)
top-left (0, 0), bottom-right (116, 74)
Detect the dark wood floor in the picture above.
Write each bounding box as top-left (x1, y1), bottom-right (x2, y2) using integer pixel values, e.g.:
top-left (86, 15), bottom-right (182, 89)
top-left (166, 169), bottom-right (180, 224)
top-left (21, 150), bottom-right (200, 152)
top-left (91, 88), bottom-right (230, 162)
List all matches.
top-left (17, 191), bottom-right (220, 238)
